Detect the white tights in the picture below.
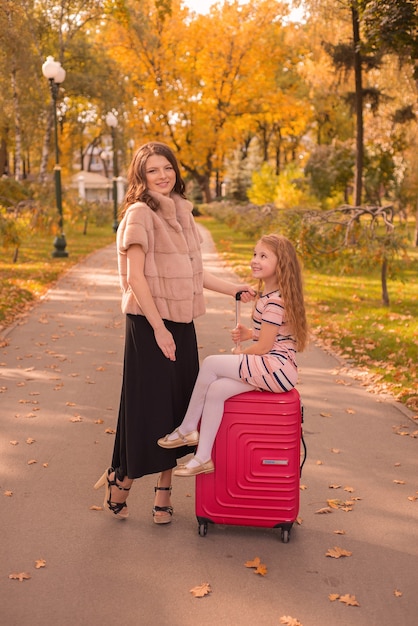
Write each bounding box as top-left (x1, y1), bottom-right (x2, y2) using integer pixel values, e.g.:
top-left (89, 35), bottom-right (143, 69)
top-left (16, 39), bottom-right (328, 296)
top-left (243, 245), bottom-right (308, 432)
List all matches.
top-left (178, 354), bottom-right (254, 463)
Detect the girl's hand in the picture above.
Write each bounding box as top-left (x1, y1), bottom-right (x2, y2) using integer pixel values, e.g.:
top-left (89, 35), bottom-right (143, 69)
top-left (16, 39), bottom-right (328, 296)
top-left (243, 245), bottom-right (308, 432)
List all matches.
top-left (154, 326), bottom-right (176, 361)
top-left (231, 323), bottom-right (253, 344)
top-left (231, 345), bottom-right (242, 355)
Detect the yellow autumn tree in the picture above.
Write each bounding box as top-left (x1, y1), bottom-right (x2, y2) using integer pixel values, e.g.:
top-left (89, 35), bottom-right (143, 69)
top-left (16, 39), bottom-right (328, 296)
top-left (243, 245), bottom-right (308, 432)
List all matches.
top-left (100, 0), bottom-right (311, 201)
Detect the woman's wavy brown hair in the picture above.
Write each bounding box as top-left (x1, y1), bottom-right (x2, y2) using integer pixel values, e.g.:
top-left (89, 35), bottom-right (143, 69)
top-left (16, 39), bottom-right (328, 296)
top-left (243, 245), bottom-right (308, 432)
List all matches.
top-left (256, 234), bottom-right (308, 351)
top-left (120, 142), bottom-right (186, 217)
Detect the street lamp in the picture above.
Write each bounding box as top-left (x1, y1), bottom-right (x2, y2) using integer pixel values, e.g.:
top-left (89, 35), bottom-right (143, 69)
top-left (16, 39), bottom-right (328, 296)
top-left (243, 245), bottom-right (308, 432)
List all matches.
top-left (42, 56), bottom-right (68, 257)
top-left (106, 112), bottom-right (119, 232)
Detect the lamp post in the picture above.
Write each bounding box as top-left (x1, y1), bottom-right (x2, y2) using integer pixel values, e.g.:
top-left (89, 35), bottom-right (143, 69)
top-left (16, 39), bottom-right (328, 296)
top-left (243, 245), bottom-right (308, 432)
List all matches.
top-left (105, 112), bottom-right (119, 232)
top-left (42, 56), bottom-right (68, 257)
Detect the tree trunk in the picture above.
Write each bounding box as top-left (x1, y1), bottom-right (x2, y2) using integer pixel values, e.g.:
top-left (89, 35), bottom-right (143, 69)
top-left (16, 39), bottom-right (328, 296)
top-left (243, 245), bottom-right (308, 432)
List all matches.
top-left (201, 175), bottom-right (212, 203)
top-left (414, 196), bottom-right (418, 247)
top-left (351, 3), bottom-right (364, 207)
top-left (0, 134), bottom-right (7, 176)
top-left (11, 67), bottom-right (22, 181)
top-left (381, 256), bottom-right (390, 306)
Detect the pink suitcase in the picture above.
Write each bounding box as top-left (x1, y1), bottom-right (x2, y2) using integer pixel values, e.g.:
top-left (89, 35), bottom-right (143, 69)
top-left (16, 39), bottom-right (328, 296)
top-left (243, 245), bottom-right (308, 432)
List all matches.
top-left (195, 387), bottom-right (305, 542)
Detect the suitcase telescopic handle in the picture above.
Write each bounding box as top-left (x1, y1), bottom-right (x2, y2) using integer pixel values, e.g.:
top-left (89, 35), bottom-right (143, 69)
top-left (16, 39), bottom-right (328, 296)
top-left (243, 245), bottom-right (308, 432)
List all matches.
top-left (234, 290), bottom-right (247, 350)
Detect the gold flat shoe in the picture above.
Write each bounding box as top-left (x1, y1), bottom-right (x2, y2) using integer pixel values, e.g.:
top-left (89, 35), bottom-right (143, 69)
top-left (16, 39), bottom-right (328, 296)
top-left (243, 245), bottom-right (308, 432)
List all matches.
top-left (173, 457), bottom-right (214, 477)
top-left (157, 428), bottom-right (199, 449)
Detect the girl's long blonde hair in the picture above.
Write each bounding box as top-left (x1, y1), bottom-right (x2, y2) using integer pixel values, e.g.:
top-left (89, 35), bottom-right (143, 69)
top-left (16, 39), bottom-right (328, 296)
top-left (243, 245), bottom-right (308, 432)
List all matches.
top-left (256, 234), bottom-right (308, 352)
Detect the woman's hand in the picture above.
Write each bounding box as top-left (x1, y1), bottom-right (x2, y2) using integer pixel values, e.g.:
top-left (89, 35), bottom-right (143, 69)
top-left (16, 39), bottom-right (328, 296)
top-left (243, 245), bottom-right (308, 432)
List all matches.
top-left (235, 286), bottom-right (256, 303)
top-left (154, 326), bottom-right (176, 361)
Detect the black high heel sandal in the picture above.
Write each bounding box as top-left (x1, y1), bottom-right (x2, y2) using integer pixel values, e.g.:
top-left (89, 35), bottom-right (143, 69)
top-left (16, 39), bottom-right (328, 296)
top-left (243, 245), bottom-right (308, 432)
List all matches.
top-left (94, 467), bottom-right (131, 520)
top-left (153, 485), bottom-right (173, 525)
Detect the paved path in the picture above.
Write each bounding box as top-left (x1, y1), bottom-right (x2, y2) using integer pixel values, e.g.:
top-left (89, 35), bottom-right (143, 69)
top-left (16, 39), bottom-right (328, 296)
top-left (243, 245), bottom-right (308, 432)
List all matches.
top-left (1, 227), bottom-right (417, 626)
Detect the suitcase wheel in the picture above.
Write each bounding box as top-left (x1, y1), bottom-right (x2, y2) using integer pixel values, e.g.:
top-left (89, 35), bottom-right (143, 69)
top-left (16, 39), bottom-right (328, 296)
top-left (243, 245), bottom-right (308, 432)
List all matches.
top-left (198, 522), bottom-right (208, 537)
top-left (281, 528), bottom-right (290, 543)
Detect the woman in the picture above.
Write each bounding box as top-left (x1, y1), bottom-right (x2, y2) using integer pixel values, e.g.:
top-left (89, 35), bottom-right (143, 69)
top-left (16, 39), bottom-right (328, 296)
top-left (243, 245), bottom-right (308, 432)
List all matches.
top-left (94, 141), bottom-right (252, 522)
top-left (158, 234), bottom-right (308, 476)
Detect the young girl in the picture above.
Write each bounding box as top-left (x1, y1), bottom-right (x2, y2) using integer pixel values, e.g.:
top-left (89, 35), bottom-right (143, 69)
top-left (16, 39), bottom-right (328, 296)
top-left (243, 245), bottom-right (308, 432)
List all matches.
top-left (158, 233), bottom-right (308, 476)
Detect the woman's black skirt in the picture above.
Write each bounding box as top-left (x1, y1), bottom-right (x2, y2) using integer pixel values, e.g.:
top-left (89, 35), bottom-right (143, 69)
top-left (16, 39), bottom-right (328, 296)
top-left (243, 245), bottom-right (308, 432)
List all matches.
top-left (112, 314), bottom-right (199, 479)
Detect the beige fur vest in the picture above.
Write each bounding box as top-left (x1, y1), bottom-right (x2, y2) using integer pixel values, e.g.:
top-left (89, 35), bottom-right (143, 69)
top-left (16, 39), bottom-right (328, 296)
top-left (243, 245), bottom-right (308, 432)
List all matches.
top-left (117, 192), bottom-right (205, 323)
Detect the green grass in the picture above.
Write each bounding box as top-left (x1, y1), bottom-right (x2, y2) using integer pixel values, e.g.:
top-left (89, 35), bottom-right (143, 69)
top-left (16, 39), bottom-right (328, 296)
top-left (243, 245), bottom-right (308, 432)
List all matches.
top-left (197, 215), bottom-right (418, 411)
top-left (0, 221), bottom-right (116, 331)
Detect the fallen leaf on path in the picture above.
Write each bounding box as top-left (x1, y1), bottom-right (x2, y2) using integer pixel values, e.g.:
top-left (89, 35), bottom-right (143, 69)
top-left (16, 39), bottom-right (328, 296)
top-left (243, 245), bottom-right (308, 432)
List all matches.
top-left (394, 589), bottom-right (403, 597)
top-left (190, 582), bottom-right (211, 598)
top-left (393, 480), bottom-right (406, 485)
top-left (95, 419), bottom-right (104, 424)
top-left (345, 408), bottom-right (356, 414)
top-left (327, 499), bottom-right (346, 509)
top-left (27, 459), bottom-right (37, 465)
top-left (334, 529), bottom-right (346, 535)
top-left (329, 484), bottom-right (341, 489)
top-left (325, 547), bottom-right (352, 559)
top-left (4, 490), bottom-right (13, 497)
top-left (279, 616), bottom-right (303, 626)
top-left (328, 594), bottom-right (340, 602)
top-left (69, 416), bottom-right (83, 422)
top-left (315, 507), bottom-right (332, 514)
top-left (344, 486), bottom-right (354, 493)
top-left (66, 402), bottom-right (76, 406)
top-left (339, 594), bottom-right (360, 607)
top-left (245, 557), bottom-right (261, 568)
top-left (42, 463), bottom-right (49, 468)
top-left (300, 484), bottom-right (307, 490)
top-left (331, 448), bottom-right (340, 454)
top-left (10, 440), bottom-right (19, 446)
top-left (35, 559), bottom-right (46, 569)
top-left (26, 438), bottom-right (36, 444)
top-left (407, 495), bottom-right (417, 501)
top-left (254, 563), bottom-right (267, 576)
top-left (296, 517), bottom-right (303, 525)
top-left (90, 505), bottom-right (103, 511)
top-left (9, 572), bottom-right (31, 582)
top-left (327, 499), bottom-right (354, 511)
top-left (245, 557), bottom-right (268, 575)
top-left (105, 428), bottom-right (116, 434)
top-left (393, 426), bottom-right (410, 436)
top-left (320, 412), bottom-right (332, 418)
top-left (316, 460), bottom-right (323, 465)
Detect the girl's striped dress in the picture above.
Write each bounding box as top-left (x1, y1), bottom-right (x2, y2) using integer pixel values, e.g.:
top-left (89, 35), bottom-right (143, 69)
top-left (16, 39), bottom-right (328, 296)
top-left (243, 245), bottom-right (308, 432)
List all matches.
top-left (238, 290), bottom-right (298, 393)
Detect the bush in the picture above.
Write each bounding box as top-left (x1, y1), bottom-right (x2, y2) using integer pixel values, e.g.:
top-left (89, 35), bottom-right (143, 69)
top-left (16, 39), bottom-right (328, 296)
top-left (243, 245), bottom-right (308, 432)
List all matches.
top-left (200, 200), bottom-right (277, 239)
